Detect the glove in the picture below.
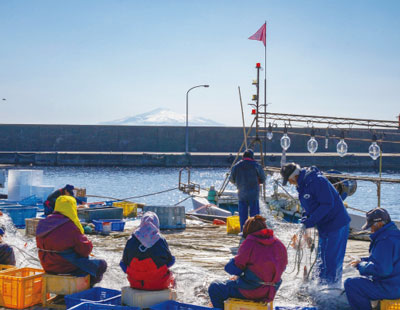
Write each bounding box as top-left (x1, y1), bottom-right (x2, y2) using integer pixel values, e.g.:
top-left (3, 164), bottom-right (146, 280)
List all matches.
top-left (301, 216), bottom-right (313, 228)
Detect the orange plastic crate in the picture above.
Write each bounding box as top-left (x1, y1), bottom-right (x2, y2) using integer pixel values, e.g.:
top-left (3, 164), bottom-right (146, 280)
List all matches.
top-left (381, 299), bottom-right (400, 310)
top-left (0, 264), bottom-right (16, 273)
top-left (0, 267), bottom-right (45, 309)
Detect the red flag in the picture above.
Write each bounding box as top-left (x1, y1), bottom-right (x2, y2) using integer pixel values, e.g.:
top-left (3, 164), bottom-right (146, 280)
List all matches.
top-left (248, 23), bottom-right (266, 46)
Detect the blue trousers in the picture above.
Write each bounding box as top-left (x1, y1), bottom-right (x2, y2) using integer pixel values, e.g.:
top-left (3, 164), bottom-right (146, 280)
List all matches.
top-left (238, 199), bottom-right (260, 231)
top-left (316, 224), bottom-right (349, 284)
top-left (345, 277), bottom-right (400, 310)
top-left (208, 280), bottom-right (245, 309)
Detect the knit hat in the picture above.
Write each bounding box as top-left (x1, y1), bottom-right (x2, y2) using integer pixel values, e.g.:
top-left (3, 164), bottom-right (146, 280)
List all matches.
top-left (280, 162), bottom-right (301, 186)
top-left (243, 149), bottom-right (254, 159)
top-left (64, 184), bottom-right (75, 196)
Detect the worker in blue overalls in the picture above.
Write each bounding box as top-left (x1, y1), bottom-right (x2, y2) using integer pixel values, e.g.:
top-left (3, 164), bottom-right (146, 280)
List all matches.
top-left (230, 149), bottom-right (266, 232)
top-left (345, 208), bottom-right (400, 310)
top-left (280, 163), bottom-right (351, 284)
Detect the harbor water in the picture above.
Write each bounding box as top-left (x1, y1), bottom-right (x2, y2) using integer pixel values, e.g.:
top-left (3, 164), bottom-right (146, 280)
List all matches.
top-left (1, 166), bottom-right (398, 219)
top-left (0, 166), bottom-right (399, 309)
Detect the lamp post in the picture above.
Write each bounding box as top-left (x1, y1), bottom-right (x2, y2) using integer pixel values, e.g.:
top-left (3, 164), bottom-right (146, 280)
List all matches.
top-left (185, 84), bottom-right (209, 154)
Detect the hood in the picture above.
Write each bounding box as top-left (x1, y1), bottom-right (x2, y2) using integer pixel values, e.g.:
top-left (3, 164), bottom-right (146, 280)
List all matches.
top-left (54, 195), bottom-right (84, 234)
top-left (36, 213), bottom-right (70, 238)
top-left (246, 228), bottom-right (276, 245)
top-left (371, 221), bottom-right (400, 241)
top-left (133, 211), bottom-right (161, 249)
top-left (297, 166), bottom-right (321, 188)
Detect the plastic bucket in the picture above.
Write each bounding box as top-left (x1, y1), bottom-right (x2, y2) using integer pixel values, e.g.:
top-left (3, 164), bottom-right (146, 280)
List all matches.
top-left (102, 222), bottom-right (111, 234)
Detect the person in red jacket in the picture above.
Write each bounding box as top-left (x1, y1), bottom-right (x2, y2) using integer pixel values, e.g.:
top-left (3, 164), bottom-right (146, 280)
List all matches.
top-left (120, 211), bottom-right (175, 290)
top-left (208, 215), bottom-right (288, 308)
top-left (36, 195), bottom-right (107, 286)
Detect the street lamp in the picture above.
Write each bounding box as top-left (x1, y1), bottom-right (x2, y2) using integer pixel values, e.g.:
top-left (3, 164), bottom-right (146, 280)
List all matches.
top-left (185, 84), bottom-right (209, 154)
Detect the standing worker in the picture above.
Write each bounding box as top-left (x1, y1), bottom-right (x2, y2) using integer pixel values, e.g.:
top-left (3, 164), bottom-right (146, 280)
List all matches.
top-left (280, 163), bottom-right (351, 284)
top-left (345, 208), bottom-right (400, 310)
top-left (230, 149), bottom-right (266, 231)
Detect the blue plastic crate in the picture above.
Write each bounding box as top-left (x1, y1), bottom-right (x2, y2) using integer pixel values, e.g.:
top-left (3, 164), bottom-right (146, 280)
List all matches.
top-left (68, 302), bottom-right (139, 310)
top-left (65, 287), bottom-right (122, 309)
top-left (0, 206), bottom-right (38, 228)
top-left (89, 204), bottom-right (106, 208)
top-left (150, 300), bottom-right (215, 310)
top-left (92, 219), bottom-right (126, 232)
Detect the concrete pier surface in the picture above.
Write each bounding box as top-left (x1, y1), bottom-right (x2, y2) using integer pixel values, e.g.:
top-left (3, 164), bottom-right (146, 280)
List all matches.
top-left (10, 218), bottom-right (369, 310)
top-left (1, 151), bottom-right (400, 171)
top-left (88, 219), bottom-right (369, 309)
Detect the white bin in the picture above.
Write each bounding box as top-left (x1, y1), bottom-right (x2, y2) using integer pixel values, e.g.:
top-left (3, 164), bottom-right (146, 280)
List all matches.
top-left (7, 170), bottom-right (44, 201)
top-left (121, 287), bottom-right (176, 309)
top-left (31, 185), bottom-right (55, 203)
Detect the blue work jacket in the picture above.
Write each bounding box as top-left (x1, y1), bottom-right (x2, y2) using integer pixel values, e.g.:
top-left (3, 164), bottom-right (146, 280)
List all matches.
top-left (358, 221), bottom-right (400, 288)
top-left (297, 166), bottom-right (350, 234)
top-left (230, 158), bottom-right (266, 201)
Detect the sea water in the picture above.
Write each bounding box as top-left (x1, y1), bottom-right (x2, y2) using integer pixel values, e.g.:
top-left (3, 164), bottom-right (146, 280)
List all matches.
top-left (0, 166), bottom-right (399, 309)
top-left (1, 166), bottom-right (398, 218)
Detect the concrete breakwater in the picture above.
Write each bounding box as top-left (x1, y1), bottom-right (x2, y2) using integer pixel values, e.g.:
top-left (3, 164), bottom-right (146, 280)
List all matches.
top-left (1, 151), bottom-right (400, 171)
top-left (0, 124), bottom-right (399, 170)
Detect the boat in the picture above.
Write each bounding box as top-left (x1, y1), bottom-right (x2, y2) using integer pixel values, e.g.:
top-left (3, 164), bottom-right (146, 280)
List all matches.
top-left (182, 63), bottom-right (400, 238)
top-left (185, 168), bottom-right (400, 238)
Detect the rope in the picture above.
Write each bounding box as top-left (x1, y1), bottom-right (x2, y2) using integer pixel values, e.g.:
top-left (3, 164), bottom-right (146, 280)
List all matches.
top-left (218, 118), bottom-right (256, 195)
top-left (174, 195), bottom-right (193, 206)
top-left (86, 187), bottom-right (179, 202)
top-left (11, 244), bottom-right (40, 263)
top-left (120, 187), bottom-right (178, 200)
top-left (286, 226), bottom-right (318, 280)
top-left (345, 205), bottom-right (367, 214)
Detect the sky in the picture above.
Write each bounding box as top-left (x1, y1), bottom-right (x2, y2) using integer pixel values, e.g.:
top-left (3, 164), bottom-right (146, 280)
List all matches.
top-left (0, 0), bottom-right (399, 126)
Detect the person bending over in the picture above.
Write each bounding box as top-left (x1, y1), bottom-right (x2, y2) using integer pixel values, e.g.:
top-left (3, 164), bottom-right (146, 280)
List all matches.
top-left (280, 163), bottom-right (350, 284)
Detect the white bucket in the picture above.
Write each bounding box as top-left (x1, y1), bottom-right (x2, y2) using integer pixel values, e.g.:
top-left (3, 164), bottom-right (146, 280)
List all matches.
top-left (102, 222), bottom-right (111, 234)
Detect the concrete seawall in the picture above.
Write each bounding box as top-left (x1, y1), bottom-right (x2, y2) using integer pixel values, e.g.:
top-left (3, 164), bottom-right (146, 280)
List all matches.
top-left (0, 124), bottom-right (399, 170)
top-left (1, 151), bottom-right (399, 171)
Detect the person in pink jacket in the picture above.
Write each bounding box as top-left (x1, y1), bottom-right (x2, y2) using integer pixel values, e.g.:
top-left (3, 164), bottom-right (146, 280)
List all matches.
top-left (208, 215), bottom-right (288, 308)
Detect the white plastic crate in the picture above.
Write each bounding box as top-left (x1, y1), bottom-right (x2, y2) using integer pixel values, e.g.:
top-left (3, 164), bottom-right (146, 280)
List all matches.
top-left (143, 206), bottom-right (186, 230)
top-left (121, 287), bottom-right (176, 309)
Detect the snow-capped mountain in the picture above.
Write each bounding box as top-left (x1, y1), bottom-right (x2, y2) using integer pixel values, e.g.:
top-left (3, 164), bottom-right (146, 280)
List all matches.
top-left (99, 108), bottom-right (223, 126)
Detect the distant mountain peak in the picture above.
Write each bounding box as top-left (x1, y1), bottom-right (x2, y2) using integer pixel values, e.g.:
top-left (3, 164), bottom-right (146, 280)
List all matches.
top-left (99, 108), bottom-right (223, 126)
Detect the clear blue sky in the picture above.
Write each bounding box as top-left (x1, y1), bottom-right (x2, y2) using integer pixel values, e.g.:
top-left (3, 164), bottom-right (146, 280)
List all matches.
top-left (0, 0), bottom-right (399, 126)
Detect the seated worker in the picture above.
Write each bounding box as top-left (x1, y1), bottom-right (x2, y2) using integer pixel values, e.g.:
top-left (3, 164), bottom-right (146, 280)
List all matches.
top-left (345, 208), bottom-right (400, 310)
top-left (44, 184), bottom-right (82, 216)
top-left (0, 226), bottom-right (16, 265)
top-left (208, 215), bottom-right (288, 308)
top-left (36, 195), bottom-right (107, 286)
top-left (120, 211), bottom-right (175, 290)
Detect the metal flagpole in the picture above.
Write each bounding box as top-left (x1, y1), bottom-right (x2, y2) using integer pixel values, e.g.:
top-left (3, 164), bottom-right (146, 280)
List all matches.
top-left (263, 21), bottom-right (267, 200)
top-left (263, 21), bottom-right (267, 162)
